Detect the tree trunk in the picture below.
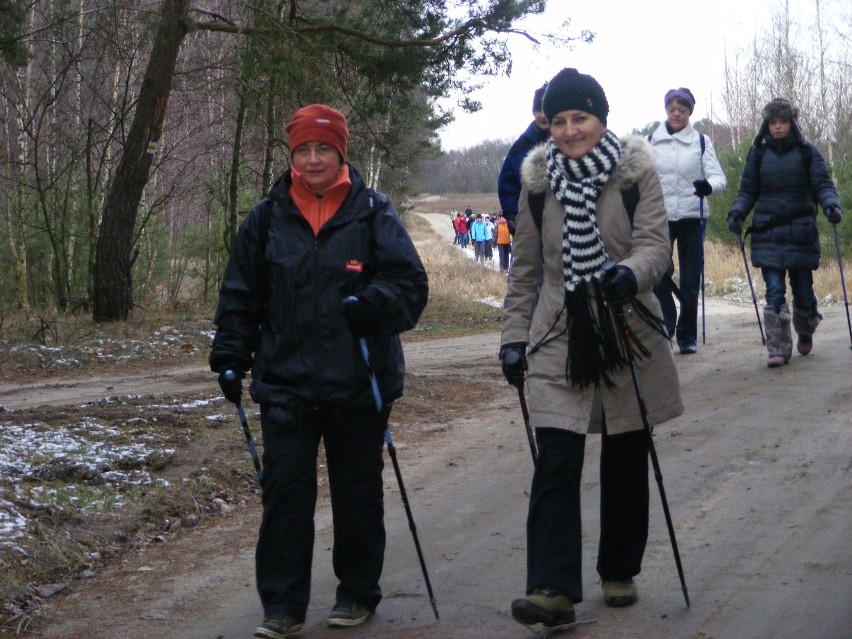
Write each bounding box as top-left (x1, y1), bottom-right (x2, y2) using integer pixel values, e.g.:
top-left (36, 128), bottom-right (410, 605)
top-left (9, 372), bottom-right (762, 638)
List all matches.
top-left (92, 0), bottom-right (190, 322)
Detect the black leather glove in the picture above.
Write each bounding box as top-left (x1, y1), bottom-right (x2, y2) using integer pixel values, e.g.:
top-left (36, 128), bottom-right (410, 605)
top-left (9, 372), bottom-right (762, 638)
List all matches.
top-left (500, 342), bottom-right (527, 389)
top-left (693, 179), bottom-right (712, 197)
top-left (342, 296), bottom-right (380, 338)
top-left (217, 367), bottom-right (244, 404)
top-left (825, 205), bottom-right (842, 225)
top-left (727, 214), bottom-right (743, 234)
top-left (599, 263), bottom-right (638, 305)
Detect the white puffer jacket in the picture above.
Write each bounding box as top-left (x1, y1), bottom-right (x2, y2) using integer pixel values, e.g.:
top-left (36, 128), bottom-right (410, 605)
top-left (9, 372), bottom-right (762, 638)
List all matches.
top-left (649, 122), bottom-right (726, 221)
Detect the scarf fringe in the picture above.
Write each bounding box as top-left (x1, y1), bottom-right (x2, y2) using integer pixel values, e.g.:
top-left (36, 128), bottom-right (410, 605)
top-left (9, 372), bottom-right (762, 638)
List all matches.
top-left (564, 284), bottom-right (630, 389)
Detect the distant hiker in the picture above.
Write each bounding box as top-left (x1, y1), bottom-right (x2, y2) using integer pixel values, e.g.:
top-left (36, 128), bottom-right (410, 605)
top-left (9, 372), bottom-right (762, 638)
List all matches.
top-left (500, 68), bottom-right (683, 629)
top-left (483, 214), bottom-right (495, 261)
top-left (648, 87), bottom-right (726, 354)
top-left (470, 213), bottom-right (490, 264)
top-left (727, 97), bottom-right (842, 367)
top-left (498, 82), bottom-right (551, 234)
top-left (452, 211), bottom-right (461, 244)
top-left (455, 212), bottom-right (470, 248)
top-left (495, 213), bottom-right (512, 272)
top-left (210, 104), bottom-right (428, 638)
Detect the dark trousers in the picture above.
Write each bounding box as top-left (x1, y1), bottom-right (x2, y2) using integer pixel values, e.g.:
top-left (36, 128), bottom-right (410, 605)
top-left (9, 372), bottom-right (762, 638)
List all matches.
top-left (526, 424), bottom-right (649, 603)
top-left (761, 267), bottom-right (817, 311)
top-left (654, 219), bottom-right (703, 348)
top-left (498, 243), bottom-right (512, 271)
top-left (256, 402), bottom-right (387, 620)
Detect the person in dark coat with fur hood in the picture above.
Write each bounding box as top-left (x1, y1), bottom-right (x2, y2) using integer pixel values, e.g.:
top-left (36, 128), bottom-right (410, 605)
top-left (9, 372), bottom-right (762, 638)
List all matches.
top-left (728, 98), bottom-right (842, 367)
top-left (500, 68), bottom-right (683, 629)
top-left (210, 104), bottom-right (428, 638)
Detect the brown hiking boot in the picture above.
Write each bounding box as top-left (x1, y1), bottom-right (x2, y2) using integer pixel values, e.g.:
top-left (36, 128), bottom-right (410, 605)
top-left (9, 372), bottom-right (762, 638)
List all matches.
top-left (602, 579), bottom-right (638, 607)
top-left (511, 587), bottom-right (575, 627)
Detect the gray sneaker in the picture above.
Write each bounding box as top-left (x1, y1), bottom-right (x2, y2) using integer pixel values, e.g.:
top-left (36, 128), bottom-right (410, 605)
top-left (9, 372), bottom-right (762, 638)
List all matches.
top-left (254, 613), bottom-right (304, 638)
top-left (511, 587), bottom-right (575, 627)
top-left (327, 601), bottom-right (373, 628)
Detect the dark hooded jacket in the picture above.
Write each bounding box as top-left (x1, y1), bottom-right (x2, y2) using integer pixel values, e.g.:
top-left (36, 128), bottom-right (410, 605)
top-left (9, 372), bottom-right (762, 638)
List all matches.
top-left (210, 165), bottom-right (428, 408)
top-left (730, 131), bottom-right (840, 270)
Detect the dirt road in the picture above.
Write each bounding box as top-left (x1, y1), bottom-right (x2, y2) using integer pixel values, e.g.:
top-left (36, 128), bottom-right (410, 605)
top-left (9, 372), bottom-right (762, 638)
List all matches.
top-left (27, 292), bottom-right (852, 639)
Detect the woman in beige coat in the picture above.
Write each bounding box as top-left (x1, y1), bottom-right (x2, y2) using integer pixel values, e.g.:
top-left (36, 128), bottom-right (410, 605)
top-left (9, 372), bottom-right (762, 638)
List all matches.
top-left (500, 68), bottom-right (683, 629)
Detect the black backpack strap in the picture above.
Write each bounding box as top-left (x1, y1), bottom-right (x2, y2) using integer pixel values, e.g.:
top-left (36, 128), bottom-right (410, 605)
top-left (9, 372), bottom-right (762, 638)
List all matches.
top-left (528, 191), bottom-right (546, 232)
top-left (699, 132), bottom-right (705, 156)
top-left (528, 184), bottom-right (640, 231)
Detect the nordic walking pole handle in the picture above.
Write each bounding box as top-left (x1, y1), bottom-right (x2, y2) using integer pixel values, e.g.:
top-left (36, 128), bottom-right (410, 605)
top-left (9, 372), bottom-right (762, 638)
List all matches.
top-left (352, 328), bottom-right (440, 620)
top-left (224, 370), bottom-right (263, 483)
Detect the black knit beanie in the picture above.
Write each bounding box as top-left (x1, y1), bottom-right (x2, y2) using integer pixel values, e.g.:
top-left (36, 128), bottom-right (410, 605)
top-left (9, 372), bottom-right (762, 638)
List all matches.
top-left (542, 68), bottom-right (609, 124)
top-left (532, 82), bottom-right (548, 113)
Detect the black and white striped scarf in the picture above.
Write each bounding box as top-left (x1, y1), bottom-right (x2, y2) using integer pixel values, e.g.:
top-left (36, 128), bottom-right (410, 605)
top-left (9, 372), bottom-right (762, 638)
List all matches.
top-left (545, 130), bottom-right (627, 389)
top-left (545, 129), bottom-right (622, 291)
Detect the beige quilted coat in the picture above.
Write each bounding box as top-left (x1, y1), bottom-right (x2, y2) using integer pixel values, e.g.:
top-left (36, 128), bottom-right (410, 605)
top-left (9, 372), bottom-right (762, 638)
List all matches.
top-left (501, 135), bottom-right (684, 435)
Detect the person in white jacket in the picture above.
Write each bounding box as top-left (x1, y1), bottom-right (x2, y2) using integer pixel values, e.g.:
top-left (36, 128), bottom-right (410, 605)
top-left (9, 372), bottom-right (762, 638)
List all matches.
top-left (648, 88), bottom-right (726, 353)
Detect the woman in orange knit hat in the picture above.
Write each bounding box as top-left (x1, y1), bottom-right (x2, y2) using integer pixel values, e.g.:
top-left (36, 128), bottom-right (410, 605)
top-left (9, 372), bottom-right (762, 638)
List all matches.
top-left (210, 104), bottom-right (428, 638)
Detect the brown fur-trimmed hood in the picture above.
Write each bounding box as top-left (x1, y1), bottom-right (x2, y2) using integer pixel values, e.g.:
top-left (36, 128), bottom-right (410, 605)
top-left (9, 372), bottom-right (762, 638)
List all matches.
top-left (520, 134), bottom-right (654, 195)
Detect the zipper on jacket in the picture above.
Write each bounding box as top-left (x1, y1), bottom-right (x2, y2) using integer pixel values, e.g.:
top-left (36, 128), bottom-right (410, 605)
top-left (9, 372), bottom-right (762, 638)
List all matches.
top-left (312, 236), bottom-right (321, 399)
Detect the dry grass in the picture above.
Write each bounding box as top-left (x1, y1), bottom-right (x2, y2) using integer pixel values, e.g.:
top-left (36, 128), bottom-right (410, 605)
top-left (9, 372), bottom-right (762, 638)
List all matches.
top-left (687, 238), bottom-right (850, 306)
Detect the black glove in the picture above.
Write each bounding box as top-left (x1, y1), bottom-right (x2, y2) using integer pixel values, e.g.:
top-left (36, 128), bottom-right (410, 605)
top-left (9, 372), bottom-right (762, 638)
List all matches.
top-left (500, 342), bottom-right (528, 389)
top-left (693, 179), bottom-right (712, 197)
top-left (599, 264), bottom-right (638, 305)
top-left (342, 296), bottom-right (380, 338)
top-left (727, 214), bottom-right (743, 234)
top-left (217, 367), bottom-right (245, 405)
top-left (825, 205), bottom-right (842, 225)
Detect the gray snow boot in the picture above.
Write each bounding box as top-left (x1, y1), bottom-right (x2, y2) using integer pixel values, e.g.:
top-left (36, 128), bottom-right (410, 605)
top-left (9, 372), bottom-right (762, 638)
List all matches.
top-left (764, 304), bottom-right (792, 367)
top-left (792, 305), bottom-right (822, 355)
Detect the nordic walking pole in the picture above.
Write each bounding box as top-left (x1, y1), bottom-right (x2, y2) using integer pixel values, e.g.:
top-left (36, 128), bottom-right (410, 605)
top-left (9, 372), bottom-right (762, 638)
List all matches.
top-left (831, 225), bottom-right (852, 349)
top-left (599, 265), bottom-right (689, 608)
top-left (224, 370), bottom-right (263, 483)
top-left (343, 300), bottom-right (439, 620)
top-left (611, 307), bottom-right (690, 608)
top-left (699, 196), bottom-right (706, 345)
top-left (738, 233), bottom-right (766, 345)
top-left (502, 350), bottom-right (537, 463)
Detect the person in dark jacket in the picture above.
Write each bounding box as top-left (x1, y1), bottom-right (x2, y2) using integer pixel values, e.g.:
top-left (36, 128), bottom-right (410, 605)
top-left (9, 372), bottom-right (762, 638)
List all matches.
top-left (210, 104), bottom-right (428, 638)
top-left (728, 98), bottom-right (841, 367)
top-left (497, 82), bottom-right (551, 233)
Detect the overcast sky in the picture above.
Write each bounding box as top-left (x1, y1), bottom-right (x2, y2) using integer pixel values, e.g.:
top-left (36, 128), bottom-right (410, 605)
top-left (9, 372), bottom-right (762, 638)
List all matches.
top-left (438, 0), bottom-right (807, 150)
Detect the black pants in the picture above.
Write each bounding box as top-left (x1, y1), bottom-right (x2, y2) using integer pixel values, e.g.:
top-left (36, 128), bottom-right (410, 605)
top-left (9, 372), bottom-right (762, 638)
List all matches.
top-left (256, 402), bottom-right (387, 621)
top-left (525, 423), bottom-right (649, 602)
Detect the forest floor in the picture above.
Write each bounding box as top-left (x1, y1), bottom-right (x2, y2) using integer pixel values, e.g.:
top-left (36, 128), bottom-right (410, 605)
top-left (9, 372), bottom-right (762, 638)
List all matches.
top-left (1, 197), bottom-right (850, 639)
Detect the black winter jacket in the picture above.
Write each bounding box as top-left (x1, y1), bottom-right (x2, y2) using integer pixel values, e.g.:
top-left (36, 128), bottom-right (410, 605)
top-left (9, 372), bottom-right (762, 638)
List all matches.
top-left (210, 165), bottom-right (428, 408)
top-left (730, 134), bottom-right (840, 270)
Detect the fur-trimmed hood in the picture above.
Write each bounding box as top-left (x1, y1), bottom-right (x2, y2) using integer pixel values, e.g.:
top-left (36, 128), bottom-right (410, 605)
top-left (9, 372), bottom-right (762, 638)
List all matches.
top-left (520, 134), bottom-right (654, 195)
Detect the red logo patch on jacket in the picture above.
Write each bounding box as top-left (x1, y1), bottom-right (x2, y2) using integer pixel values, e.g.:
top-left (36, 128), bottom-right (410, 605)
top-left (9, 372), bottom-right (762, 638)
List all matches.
top-left (345, 260), bottom-right (364, 273)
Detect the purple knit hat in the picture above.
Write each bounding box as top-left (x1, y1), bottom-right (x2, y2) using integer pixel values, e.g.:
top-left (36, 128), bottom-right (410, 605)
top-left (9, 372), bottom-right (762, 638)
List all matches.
top-left (664, 87), bottom-right (696, 113)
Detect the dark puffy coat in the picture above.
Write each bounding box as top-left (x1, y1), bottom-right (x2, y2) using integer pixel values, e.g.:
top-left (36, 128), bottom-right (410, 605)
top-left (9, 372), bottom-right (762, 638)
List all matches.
top-left (210, 165), bottom-right (428, 408)
top-left (497, 120), bottom-right (550, 217)
top-left (730, 134), bottom-right (840, 270)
